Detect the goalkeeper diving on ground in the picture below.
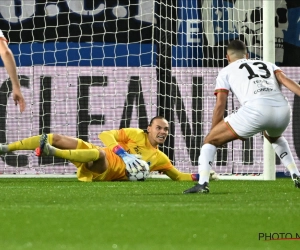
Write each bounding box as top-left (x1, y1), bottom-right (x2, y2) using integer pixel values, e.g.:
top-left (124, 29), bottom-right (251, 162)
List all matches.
top-left (0, 116), bottom-right (218, 182)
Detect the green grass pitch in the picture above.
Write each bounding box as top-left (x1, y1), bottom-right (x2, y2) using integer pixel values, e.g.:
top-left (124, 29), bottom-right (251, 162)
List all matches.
top-left (0, 178), bottom-right (299, 250)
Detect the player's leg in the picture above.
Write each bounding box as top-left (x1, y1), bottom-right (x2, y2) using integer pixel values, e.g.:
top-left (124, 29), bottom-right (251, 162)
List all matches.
top-left (0, 133), bottom-right (78, 154)
top-left (72, 150), bottom-right (109, 182)
top-left (37, 134), bottom-right (100, 163)
top-left (184, 105), bottom-right (257, 194)
top-left (37, 134), bottom-right (108, 174)
top-left (0, 134), bottom-right (55, 154)
top-left (183, 120), bottom-right (237, 193)
top-left (51, 134), bottom-right (79, 149)
top-left (263, 105), bottom-right (300, 188)
top-left (199, 120), bottom-right (239, 183)
top-left (84, 150), bottom-right (108, 174)
top-left (264, 132), bottom-right (300, 188)
top-left (74, 150), bottom-right (108, 181)
top-left (35, 134), bottom-right (78, 156)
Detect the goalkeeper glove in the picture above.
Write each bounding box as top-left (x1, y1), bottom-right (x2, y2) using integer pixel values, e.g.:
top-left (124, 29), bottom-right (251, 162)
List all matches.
top-left (112, 145), bottom-right (149, 174)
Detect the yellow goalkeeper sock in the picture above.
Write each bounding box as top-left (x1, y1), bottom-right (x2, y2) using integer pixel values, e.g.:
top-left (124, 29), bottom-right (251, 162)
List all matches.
top-left (51, 147), bottom-right (100, 163)
top-left (8, 134), bottom-right (54, 151)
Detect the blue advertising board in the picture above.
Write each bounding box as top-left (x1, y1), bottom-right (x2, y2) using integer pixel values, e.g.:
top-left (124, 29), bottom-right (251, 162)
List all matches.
top-left (0, 0), bottom-right (299, 67)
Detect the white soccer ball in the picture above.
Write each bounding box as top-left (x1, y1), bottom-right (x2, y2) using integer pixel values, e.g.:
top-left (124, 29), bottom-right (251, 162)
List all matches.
top-left (126, 164), bottom-right (150, 181)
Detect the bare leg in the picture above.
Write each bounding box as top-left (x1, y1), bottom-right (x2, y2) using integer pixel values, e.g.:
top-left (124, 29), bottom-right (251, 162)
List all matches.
top-left (199, 120), bottom-right (238, 184)
top-left (204, 120), bottom-right (240, 146)
top-left (184, 121), bottom-right (241, 193)
top-left (264, 132), bottom-right (300, 177)
top-left (86, 150), bottom-right (108, 174)
top-left (51, 134), bottom-right (79, 150)
top-left (45, 134), bottom-right (108, 174)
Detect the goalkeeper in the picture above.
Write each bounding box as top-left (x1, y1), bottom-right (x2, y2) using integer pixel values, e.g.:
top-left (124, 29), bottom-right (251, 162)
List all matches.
top-left (0, 116), bottom-right (218, 182)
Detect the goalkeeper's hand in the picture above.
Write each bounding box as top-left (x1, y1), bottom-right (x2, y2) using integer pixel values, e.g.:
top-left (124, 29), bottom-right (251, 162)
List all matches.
top-left (113, 145), bottom-right (149, 174)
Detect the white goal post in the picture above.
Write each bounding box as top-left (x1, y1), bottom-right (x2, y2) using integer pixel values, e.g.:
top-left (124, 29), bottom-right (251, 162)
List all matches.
top-left (0, 0), bottom-right (296, 180)
top-left (262, 0), bottom-right (276, 180)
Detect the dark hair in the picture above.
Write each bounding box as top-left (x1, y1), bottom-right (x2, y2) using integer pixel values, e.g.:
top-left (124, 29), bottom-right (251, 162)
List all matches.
top-left (148, 116), bottom-right (167, 126)
top-left (227, 39), bottom-right (247, 53)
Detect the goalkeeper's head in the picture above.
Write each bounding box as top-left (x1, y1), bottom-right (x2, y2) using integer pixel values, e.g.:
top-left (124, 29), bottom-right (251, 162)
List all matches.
top-left (226, 39), bottom-right (249, 64)
top-left (146, 116), bottom-right (169, 147)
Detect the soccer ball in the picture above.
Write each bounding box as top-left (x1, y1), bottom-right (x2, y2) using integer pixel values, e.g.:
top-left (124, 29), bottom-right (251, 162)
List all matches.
top-left (126, 164), bottom-right (150, 181)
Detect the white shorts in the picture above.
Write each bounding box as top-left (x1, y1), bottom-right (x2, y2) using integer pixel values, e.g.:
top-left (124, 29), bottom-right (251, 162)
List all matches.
top-left (224, 103), bottom-right (291, 138)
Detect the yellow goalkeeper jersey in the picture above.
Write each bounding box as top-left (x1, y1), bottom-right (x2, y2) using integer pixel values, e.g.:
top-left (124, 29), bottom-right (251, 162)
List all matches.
top-left (74, 128), bottom-right (195, 182)
top-left (98, 128), bottom-right (194, 181)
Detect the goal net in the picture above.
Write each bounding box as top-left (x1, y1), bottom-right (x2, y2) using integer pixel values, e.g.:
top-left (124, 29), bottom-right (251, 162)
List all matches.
top-left (0, 0), bottom-right (298, 179)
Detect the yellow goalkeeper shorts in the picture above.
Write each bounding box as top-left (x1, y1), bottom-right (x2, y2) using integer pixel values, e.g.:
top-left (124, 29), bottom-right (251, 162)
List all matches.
top-left (72, 139), bottom-right (128, 182)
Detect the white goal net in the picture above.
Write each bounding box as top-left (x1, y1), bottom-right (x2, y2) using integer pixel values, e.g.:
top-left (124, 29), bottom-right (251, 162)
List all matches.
top-left (0, 0), bottom-right (298, 179)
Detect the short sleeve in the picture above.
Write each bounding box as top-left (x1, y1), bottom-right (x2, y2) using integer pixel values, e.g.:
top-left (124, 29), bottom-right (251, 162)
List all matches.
top-left (0, 29), bottom-right (8, 42)
top-left (214, 69), bottom-right (230, 95)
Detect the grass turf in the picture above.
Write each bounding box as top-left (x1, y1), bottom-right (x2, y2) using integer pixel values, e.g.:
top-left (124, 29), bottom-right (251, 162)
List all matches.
top-left (0, 178), bottom-right (299, 250)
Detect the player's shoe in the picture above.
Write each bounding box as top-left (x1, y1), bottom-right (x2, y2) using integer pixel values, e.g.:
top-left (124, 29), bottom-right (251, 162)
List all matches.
top-left (209, 170), bottom-right (219, 181)
top-left (292, 174), bottom-right (300, 188)
top-left (35, 134), bottom-right (54, 157)
top-left (183, 182), bottom-right (209, 194)
top-left (0, 144), bottom-right (8, 155)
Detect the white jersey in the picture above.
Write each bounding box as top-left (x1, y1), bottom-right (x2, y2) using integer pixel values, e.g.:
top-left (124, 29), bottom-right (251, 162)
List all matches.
top-left (0, 29), bottom-right (4, 38)
top-left (0, 29), bottom-right (7, 41)
top-left (215, 59), bottom-right (288, 106)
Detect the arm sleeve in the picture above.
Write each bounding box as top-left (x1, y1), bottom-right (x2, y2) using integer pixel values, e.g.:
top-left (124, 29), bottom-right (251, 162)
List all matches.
top-left (271, 62), bottom-right (281, 72)
top-left (98, 130), bottom-right (120, 150)
top-left (214, 70), bottom-right (230, 96)
top-left (163, 167), bottom-right (195, 181)
top-left (0, 29), bottom-right (8, 43)
top-left (98, 128), bottom-right (141, 151)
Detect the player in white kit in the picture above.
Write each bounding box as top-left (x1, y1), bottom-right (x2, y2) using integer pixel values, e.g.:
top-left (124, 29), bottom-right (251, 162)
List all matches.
top-left (184, 39), bottom-right (300, 193)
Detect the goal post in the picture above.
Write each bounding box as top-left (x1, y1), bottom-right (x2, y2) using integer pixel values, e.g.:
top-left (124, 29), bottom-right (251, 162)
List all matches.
top-left (262, 0), bottom-right (276, 180)
top-left (0, 0), bottom-right (296, 180)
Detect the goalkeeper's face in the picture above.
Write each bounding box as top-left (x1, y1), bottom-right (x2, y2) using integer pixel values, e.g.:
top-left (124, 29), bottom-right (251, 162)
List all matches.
top-left (147, 118), bottom-right (169, 147)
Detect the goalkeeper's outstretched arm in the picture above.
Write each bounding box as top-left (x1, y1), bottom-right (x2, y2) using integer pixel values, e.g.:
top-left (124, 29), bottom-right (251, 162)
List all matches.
top-left (163, 167), bottom-right (198, 181)
top-left (164, 167), bottom-right (218, 181)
